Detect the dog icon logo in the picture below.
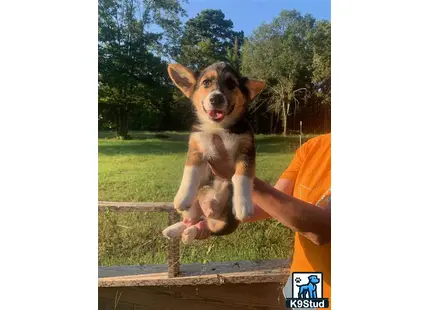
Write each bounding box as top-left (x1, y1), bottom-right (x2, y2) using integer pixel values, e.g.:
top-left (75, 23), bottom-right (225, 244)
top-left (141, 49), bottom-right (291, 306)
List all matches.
top-left (284, 272), bottom-right (329, 308)
top-left (296, 275), bottom-right (320, 299)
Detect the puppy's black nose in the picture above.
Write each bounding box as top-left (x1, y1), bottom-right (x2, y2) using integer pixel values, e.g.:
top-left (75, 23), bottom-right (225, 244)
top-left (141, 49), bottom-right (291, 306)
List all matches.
top-left (210, 94), bottom-right (225, 108)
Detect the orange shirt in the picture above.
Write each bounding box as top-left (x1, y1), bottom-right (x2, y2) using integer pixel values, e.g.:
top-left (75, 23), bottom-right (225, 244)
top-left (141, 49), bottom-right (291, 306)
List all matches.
top-left (280, 133), bottom-right (331, 309)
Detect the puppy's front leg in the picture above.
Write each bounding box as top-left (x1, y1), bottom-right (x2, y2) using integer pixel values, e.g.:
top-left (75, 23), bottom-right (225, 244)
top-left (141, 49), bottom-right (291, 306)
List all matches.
top-left (174, 137), bottom-right (207, 211)
top-left (232, 141), bottom-right (256, 221)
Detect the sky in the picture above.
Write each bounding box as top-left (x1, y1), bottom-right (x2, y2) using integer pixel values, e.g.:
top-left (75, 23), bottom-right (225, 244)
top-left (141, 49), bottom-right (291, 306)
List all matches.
top-left (181, 0), bottom-right (331, 36)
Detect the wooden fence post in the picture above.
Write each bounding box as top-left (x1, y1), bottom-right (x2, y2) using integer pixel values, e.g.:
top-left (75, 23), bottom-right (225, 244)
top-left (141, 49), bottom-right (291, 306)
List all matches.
top-left (167, 210), bottom-right (180, 277)
top-left (299, 121), bottom-right (303, 146)
top-left (98, 201), bottom-right (181, 277)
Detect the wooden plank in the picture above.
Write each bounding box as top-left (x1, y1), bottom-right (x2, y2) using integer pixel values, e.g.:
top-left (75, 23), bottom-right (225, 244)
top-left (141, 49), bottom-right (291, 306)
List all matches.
top-left (99, 259), bottom-right (289, 278)
top-left (99, 259), bottom-right (290, 287)
top-left (99, 283), bottom-right (287, 310)
top-left (98, 298), bottom-right (134, 310)
top-left (98, 201), bottom-right (174, 212)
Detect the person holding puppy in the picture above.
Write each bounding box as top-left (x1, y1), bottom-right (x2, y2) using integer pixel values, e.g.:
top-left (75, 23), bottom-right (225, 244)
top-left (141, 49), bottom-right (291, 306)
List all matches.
top-left (187, 133), bottom-right (331, 310)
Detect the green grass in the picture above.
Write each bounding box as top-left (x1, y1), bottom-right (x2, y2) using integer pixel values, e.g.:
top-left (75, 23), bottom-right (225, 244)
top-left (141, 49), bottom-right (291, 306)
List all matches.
top-left (98, 131), bottom-right (315, 266)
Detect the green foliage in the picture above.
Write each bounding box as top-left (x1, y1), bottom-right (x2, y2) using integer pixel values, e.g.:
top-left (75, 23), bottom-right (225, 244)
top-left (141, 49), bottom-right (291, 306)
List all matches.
top-left (241, 10), bottom-right (330, 135)
top-left (311, 20), bottom-right (331, 105)
top-left (98, 0), bottom-right (186, 138)
top-left (174, 9), bottom-right (244, 70)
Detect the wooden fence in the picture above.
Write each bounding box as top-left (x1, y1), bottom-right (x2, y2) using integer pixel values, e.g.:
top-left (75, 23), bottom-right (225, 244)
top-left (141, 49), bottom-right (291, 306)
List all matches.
top-left (98, 201), bottom-right (290, 310)
top-left (99, 201), bottom-right (181, 277)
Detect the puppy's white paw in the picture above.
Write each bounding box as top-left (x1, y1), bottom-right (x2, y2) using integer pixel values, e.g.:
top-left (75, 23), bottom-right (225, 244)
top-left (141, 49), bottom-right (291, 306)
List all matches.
top-left (174, 166), bottom-right (202, 211)
top-left (231, 174), bottom-right (254, 221)
top-left (233, 194), bottom-right (254, 221)
top-left (173, 189), bottom-right (195, 211)
top-left (162, 222), bottom-right (187, 239)
top-left (181, 226), bottom-right (198, 244)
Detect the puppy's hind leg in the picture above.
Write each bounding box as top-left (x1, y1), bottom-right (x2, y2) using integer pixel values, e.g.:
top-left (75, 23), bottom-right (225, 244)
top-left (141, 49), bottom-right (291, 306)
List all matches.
top-left (162, 222), bottom-right (187, 239)
top-left (162, 198), bottom-right (203, 240)
top-left (181, 225), bottom-right (198, 244)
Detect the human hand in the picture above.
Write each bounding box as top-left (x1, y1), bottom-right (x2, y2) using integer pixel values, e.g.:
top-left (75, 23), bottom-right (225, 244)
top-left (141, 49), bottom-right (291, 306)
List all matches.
top-left (207, 134), bottom-right (235, 180)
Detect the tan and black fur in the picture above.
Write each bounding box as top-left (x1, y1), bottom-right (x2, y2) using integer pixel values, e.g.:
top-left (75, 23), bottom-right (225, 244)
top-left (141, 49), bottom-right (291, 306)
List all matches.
top-left (162, 62), bottom-right (265, 243)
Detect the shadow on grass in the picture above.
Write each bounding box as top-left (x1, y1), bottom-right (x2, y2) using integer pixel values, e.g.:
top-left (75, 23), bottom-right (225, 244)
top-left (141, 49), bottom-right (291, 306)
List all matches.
top-left (98, 140), bottom-right (188, 156)
top-left (98, 131), bottom-right (189, 141)
top-left (255, 135), bottom-right (314, 153)
top-left (98, 131), bottom-right (316, 156)
top-left (256, 134), bottom-right (313, 144)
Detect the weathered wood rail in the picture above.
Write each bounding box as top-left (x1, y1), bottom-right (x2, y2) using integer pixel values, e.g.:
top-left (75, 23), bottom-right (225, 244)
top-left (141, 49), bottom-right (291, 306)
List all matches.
top-left (98, 201), bottom-right (291, 310)
top-left (98, 201), bottom-right (175, 212)
top-left (99, 259), bottom-right (290, 287)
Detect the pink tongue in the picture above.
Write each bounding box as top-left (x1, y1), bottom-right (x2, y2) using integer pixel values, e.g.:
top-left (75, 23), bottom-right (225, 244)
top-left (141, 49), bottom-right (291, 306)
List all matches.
top-left (208, 110), bottom-right (224, 120)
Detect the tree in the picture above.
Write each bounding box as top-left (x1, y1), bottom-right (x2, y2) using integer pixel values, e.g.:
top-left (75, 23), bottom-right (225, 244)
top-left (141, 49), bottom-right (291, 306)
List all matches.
top-left (174, 9), bottom-right (244, 70)
top-left (312, 20), bottom-right (331, 105)
top-left (242, 10), bottom-right (322, 136)
top-left (98, 0), bottom-right (186, 139)
top-left (226, 37), bottom-right (240, 71)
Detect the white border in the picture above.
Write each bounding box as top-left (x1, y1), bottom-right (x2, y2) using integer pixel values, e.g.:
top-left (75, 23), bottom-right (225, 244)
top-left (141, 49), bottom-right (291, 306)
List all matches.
top-left (0, 1), bottom-right (98, 309)
top-left (333, 0), bottom-right (430, 309)
top-left (1, 0), bottom-right (430, 309)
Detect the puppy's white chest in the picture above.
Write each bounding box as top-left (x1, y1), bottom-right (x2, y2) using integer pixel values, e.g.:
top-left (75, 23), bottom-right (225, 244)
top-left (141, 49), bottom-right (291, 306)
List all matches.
top-left (192, 131), bottom-right (239, 161)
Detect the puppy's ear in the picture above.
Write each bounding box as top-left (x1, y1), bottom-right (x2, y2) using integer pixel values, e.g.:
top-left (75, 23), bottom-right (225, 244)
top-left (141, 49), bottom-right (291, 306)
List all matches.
top-left (167, 64), bottom-right (197, 98)
top-left (245, 79), bottom-right (265, 100)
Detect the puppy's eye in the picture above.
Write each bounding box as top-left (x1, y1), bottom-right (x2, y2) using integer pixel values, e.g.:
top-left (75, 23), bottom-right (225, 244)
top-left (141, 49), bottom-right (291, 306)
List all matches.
top-left (202, 79), bottom-right (212, 88)
top-left (225, 78), bottom-right (237, 90)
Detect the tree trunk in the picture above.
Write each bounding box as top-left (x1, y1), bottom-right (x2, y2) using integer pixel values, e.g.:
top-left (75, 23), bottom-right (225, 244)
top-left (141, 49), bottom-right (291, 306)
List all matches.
top-left (270, 113), bottom-right (274, 134)
top-left (282, 102), bottom-right (290, 137)
top-left (116, 106), bottom-right (130, 140)
top-left (292, 106), bottom-right (296, 131)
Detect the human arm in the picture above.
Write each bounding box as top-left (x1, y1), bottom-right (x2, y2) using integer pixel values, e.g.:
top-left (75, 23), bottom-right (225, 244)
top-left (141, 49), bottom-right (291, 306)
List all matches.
top-left (243, 178), bottom-right (294, 222)
top-left (251, 177), bottom-right (331, 245)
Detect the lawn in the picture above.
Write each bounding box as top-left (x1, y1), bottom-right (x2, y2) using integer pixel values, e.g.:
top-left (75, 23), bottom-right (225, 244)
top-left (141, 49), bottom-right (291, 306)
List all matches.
top-left (98, 131), bottom-right (314, 266)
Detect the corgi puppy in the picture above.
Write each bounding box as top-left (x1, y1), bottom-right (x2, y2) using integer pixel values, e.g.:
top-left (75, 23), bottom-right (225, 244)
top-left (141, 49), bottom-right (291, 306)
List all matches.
top-left (162, 61), bottom-right (264, 242)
